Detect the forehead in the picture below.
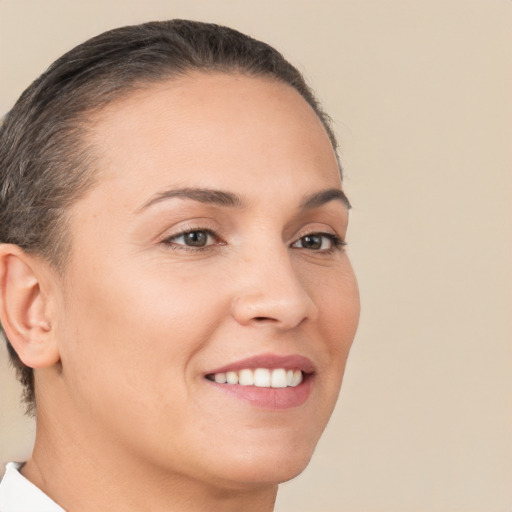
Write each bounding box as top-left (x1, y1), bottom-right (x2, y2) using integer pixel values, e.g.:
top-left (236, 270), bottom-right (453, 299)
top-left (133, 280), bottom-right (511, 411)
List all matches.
top-left (82, 72), bottom-right (341, 207)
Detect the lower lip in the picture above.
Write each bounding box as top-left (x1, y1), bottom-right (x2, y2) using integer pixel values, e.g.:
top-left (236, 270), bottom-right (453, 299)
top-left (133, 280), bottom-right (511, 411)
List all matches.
top-left (205, 375), bottom-right (313, 410)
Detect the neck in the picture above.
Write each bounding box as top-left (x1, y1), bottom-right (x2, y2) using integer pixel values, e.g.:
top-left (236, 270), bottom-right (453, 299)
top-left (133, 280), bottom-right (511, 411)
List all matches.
top-left (23, 412), bottom-right (278, 512)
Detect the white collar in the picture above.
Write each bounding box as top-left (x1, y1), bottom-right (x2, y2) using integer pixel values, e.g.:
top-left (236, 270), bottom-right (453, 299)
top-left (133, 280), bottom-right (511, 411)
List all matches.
top-left (0, 462), bottom-right (64, 511)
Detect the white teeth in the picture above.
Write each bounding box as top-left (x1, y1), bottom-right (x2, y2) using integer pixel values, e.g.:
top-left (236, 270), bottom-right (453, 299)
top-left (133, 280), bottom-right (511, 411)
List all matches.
top-left (271, 368), bottom-right (288, 388)
top-left (291, 369), bottom-right (303, 387)
top-left (209, 368), bottom-right (304, 388)
top-left (226, 371), bottom-right (239, 385)
top-left (254, 368), bottom-right (271, 387)
top-left (214, 372), bottom-right (227, 384)
top-left (238, 369), bottom-right (254, 386)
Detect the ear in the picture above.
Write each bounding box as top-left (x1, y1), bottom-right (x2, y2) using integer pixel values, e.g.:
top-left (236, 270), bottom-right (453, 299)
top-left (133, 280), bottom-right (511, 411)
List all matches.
top-left (0, 244), bottom-right (60, 368)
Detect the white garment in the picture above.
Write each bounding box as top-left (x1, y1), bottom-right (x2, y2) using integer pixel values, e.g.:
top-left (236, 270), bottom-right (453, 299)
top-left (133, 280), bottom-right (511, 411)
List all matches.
top-left (0, 462), bottom-right (64, 512)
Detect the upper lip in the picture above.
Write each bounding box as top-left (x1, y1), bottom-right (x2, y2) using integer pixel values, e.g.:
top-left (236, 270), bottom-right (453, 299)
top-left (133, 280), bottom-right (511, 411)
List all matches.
top-left (205, 353), bottom-right (316, 375)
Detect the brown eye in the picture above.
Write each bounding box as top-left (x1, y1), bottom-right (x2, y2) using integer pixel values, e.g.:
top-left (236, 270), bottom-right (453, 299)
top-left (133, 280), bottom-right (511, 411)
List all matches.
top-left (300, 234), bottom-right (323, 250)
top-left (164, 229), bottom-right (216, 249)
top-left (183, 231), bottom-right (208, 247)
top-left (292, 233), bottom-right (344, 252)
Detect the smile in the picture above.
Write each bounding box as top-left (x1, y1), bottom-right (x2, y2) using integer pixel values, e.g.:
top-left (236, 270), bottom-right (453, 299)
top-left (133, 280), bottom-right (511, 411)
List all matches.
top-left (206, 368), bottom-right (304, 388)
top-left (203, 354), bottom-right (315, 409)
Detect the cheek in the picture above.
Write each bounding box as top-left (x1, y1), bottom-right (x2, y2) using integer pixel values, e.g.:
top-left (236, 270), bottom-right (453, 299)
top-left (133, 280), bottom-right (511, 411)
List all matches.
top-left (308, 260), bottom-right (360, 345)
top-left (296, 260), bottom-right (358, 354)
top-left (56, 262), bottom-right (228, 409)
top-left (310, 265), bottom-right (360, 406)
top-left (53, 266), bottom-right (235, 471)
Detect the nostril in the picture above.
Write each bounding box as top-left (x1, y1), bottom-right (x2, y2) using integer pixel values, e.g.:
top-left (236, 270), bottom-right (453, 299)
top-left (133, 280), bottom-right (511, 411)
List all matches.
top-left (254, 316), bottom-right (275, 322)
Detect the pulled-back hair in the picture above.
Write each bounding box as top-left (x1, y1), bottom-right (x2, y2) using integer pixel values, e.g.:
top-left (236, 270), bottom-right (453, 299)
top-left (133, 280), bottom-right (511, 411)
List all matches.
top-left (0, 19), bottom-right (339, 413)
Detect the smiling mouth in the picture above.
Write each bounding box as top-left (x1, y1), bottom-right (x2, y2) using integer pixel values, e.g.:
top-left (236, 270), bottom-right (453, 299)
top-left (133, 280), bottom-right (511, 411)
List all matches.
top-left (203, 354), bottom-right (315, 408)
top-left (205, 368), bottom-right (305, 388)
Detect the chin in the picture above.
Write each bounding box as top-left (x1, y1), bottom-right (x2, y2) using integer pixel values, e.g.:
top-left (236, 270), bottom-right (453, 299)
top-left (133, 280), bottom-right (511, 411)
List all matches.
top-left (198, 438), bottom-right (317, 489)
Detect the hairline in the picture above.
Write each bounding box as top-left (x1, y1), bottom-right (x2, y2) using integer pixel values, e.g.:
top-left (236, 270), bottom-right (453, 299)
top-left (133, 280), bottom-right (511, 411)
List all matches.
top-left (53, 68), bottom-right (342, 272)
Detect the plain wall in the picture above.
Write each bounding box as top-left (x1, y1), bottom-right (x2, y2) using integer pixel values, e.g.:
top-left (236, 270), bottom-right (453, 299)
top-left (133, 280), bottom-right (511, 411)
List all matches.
top-left (1, 1), bottom-right (511, 511)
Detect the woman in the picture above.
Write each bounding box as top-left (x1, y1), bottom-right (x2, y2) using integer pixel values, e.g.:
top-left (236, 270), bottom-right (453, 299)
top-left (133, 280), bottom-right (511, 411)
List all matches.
top-left (0, 19), bottom-right (359, 511)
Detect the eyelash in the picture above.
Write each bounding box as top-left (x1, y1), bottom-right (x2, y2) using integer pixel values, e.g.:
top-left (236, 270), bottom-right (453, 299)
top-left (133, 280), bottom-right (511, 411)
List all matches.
top-left (161, 229), bottom-right (222, 253)
top-left (160, 228), bottom-right (346, 254)
top-left (292, 233), bottom-right (346, 253)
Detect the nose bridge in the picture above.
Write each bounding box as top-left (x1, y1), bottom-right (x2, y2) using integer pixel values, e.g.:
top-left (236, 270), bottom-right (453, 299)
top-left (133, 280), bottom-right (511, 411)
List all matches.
top-left (230, 238), bottom-right (318, 328)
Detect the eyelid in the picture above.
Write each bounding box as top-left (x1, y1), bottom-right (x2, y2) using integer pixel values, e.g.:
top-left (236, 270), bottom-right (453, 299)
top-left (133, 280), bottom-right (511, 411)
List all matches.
top-left (290, 222), bottom-right (347, 253)
top-left (292, 222), bottom-right (344, 241)
top-left (291, 232), bottom-right (345, 250)
top-left (159, 229), bottom-right (226, 254)
top-left (157, 219), bottom-right (226, 251)
top-left (166, 229), bottom-right (217, 245)
top-left (155, 218), bottom-right (219, 241)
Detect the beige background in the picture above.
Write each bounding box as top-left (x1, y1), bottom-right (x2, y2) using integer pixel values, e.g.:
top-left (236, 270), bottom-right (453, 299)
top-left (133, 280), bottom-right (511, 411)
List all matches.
top-left (1, 1), bottom-right (511, 511)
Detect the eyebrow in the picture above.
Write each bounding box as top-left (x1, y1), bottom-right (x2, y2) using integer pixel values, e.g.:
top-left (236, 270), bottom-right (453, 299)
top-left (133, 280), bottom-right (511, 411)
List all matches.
top-left (300, 188), bottom-right (351, 210)
top-left (136, 186), bottom-right (350, 213)
top-left (137, 187), bottom-right (244, 212)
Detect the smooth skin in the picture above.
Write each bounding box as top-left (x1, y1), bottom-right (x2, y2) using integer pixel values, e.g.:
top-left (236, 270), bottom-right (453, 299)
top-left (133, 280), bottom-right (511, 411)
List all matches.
top-left (0, 73), bottom-right (360, 511)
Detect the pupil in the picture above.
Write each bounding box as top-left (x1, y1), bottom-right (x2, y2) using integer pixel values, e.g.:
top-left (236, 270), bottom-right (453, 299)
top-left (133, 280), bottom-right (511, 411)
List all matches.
top-left (302, 235), bottom-right (322, 249)
top-left (185, 231), bottom-right (207, 247)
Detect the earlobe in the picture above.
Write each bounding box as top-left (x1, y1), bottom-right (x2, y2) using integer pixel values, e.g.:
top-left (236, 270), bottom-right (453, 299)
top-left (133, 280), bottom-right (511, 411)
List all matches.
top-left (0, 244), bottom-right (60, 368)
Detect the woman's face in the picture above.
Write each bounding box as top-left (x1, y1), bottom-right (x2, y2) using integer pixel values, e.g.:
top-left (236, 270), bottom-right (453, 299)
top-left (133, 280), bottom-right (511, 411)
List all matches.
top-left (53, 73), bottom-right (360, 487)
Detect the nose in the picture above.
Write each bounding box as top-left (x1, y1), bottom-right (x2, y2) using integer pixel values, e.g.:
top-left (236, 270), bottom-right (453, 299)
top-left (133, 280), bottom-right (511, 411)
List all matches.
top-left (230, 247), bottom-right (319, 330)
